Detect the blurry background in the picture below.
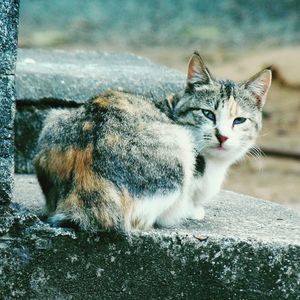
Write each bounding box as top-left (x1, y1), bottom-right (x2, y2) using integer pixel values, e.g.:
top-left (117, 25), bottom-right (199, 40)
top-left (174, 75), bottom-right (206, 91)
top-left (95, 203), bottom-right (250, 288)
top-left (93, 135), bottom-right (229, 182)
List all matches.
top-left (18, 0), bottom-right (300, 211)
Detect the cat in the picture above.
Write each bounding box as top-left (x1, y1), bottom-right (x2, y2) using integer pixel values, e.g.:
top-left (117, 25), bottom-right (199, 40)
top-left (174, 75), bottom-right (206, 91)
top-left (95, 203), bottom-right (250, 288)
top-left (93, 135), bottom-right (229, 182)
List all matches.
top-left (34, 51), bottom-right (272, 232)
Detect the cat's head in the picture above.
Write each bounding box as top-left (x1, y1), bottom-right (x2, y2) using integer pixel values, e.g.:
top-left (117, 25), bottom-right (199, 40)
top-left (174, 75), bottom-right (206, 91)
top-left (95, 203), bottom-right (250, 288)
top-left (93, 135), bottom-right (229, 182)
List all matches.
top-left (170, 51), bottom-right (272, 162)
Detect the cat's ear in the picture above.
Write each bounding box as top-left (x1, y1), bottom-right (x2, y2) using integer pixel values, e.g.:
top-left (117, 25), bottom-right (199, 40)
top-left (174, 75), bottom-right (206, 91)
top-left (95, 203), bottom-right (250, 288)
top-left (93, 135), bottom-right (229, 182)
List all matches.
top-left (187, 51), bottom-right (213, 86)
top-left (243, 67), bottom-right (272, 108)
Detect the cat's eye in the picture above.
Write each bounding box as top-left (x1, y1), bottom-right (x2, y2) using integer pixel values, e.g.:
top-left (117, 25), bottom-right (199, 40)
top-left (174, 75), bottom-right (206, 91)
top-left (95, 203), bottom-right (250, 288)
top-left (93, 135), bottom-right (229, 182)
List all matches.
top-left (201, 109), bottom-right (216, 122)
top-left (233, 117), bottom-right (247, 125)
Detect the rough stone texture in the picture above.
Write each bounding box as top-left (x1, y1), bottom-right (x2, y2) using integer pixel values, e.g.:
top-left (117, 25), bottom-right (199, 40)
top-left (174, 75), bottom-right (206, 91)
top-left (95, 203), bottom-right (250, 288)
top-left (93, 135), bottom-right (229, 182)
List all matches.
top-left (0, 0), bottom-right (19, 204)
top-left (0, 76), bottom-right (15, 204)
top-left (0, 0), bottom-right (19, 75)
top-left (15, 49), bottom-right (185, 173)
top-left (3, 174), bottom-right (298, 299)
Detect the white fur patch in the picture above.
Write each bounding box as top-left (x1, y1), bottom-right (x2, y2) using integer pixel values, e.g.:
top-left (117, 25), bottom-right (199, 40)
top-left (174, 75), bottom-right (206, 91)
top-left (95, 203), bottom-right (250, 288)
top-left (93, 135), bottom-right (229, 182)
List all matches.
top-left (128, 191), bottom-right (181, 230)
top-left (191, 158), bottom-right (229, 205)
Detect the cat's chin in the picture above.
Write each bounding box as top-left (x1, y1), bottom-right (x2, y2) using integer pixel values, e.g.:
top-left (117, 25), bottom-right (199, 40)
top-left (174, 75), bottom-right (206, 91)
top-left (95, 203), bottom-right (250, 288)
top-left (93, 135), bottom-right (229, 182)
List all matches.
top-left (203, 145), bottom-right (245, 162)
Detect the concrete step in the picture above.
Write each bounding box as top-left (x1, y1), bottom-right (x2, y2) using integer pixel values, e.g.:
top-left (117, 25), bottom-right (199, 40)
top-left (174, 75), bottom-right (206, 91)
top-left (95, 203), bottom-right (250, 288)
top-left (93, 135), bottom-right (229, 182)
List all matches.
top-left (13, 174), bottom-right (300, 245)
top-left (3, 174), bottom-right (298, 299)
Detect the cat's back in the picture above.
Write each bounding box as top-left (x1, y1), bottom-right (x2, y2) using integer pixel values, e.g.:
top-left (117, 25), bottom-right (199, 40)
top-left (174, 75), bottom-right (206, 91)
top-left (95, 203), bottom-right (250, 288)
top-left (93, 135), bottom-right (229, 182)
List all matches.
top-left (37, 106), bottom-right (87, 150)
top-left (35, 90), bottom-right (194, 199)
top-left (38, 90), bottom-right (170, 148)
top-left (89, 91), bottom-right (194, 197)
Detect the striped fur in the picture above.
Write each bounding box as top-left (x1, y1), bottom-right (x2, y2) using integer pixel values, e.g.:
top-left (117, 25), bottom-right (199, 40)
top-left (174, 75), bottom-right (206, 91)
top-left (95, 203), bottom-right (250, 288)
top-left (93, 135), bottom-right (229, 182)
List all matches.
top-left (34, 52), bottom-right (271, 232)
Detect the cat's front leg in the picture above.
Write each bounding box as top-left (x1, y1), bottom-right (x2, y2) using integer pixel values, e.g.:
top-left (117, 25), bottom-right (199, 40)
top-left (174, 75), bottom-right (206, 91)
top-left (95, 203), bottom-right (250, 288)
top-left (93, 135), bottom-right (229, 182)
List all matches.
top-left (187, 177), bottom-right (207, 221)
top-left (190, 204), bottom-right (205, 221)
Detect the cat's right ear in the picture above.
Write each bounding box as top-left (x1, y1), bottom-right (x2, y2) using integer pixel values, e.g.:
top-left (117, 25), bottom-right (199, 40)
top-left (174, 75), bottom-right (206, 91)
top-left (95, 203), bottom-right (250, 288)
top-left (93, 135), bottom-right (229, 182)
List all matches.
top-left (187, 51), bottom-right (213, 87)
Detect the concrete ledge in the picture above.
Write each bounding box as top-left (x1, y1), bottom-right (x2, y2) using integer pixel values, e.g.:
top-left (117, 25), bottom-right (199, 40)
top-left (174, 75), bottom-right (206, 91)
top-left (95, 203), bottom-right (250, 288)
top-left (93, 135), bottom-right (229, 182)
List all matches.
top-left (2, 174), bottom-right (298, 299)
top-left (16, 49), bottom-right (185, 104)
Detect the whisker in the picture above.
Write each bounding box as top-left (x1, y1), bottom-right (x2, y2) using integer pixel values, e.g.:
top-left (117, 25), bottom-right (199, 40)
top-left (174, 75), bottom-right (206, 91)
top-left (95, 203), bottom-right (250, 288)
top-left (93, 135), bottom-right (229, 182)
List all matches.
top-left (259, 132), bottom-right (269, 137)
top-left (244, 144), bottom-right (265, 171)
top-left (250, 144), bottom-right (265, 158)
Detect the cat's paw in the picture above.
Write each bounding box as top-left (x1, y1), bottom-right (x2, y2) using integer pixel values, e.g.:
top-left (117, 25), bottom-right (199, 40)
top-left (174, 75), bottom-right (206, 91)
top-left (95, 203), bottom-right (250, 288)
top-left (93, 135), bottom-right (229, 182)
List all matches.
top-left (190, 206), bottom-right (205, 221)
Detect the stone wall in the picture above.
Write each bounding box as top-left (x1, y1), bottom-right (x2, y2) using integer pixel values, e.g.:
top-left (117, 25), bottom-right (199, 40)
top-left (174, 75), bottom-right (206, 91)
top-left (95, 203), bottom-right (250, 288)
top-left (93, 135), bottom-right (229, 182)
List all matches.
top-left (0, 0), bottom-right (19, 204)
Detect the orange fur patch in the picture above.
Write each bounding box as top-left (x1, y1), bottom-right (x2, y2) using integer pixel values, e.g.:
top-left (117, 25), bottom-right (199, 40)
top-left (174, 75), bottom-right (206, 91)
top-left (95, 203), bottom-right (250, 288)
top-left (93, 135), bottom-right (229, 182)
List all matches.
top-left (93, 97), bottom-right (111, 109)
top-left (38, 145), bottom-right (94, 186)
top-left (91, 205), bottom-right (114, 228)
top-left (116, 98), bottom-right (138, 114)
top-left (120, 189), bottom-right (134, 217)
top-left (82, 121), bottom-right (93, 132)
top-left (36, 148), bottom-right (75, 178)
top-left (36, 144), bottom-right (119, 194)
top-left (105, 134), bottom-right (120, 147)
top-left (72, 144), bottom-right (94, 189)
top-left (62, 192), bottom-right (82, 210)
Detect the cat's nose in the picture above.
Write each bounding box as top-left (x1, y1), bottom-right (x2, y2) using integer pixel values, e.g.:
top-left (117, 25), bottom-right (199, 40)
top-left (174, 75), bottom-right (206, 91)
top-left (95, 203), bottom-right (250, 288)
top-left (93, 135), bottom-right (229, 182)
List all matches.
top-left (216, 133), bottom-right (228, 145)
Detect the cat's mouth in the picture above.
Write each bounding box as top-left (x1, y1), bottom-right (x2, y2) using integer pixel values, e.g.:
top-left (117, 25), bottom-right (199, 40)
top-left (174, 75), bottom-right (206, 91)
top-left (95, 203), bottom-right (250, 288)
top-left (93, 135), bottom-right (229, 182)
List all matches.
top-left (211, 144), bottom-right (227, 151)
top-left (216, 146), bottom-right (225, 151)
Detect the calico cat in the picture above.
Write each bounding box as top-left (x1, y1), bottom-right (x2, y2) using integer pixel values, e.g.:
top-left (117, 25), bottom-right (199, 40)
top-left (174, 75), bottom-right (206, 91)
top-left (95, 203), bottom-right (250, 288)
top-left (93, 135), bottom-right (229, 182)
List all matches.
top-left (34, 52), bottom-right (272, 232)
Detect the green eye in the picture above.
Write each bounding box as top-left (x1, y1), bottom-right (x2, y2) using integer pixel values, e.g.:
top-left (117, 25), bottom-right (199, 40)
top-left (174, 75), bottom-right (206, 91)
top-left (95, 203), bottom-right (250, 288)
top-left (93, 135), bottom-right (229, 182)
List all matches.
top-left (233, 117), bottom-right (247, 125)
top-left (202, 109), bottom-right (216, 122)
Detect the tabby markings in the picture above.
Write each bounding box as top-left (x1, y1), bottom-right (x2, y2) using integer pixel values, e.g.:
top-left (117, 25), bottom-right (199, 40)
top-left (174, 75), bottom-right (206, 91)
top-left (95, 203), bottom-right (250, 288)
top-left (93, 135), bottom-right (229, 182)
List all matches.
top-left (194, 155), bottom-right (206, 176)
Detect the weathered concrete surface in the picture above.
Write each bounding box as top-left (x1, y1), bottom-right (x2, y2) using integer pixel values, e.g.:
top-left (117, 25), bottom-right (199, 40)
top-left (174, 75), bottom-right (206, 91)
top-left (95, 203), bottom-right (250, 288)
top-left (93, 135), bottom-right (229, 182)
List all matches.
top-left (0, 0), bottom-right (19, 203)
top-left (14, 174), bottom-right (46, 216)
top-left (3, 174), bottom-right (298, 299)
top-left (0, 0), bottom-right (19, 75)
top-left (0, 76), bottom-right (15, 204)
top-left (16, 49), bottom-right (185, 103)
top-left (15, 49), bottom-right (185, 173)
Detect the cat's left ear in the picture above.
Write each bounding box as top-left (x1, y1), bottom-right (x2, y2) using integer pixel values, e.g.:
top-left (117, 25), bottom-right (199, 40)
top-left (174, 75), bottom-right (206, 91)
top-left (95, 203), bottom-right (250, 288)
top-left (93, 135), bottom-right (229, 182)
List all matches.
top-left (243, 67), bottom-right (272, 108)
top-left (187, 51), bottom-right (214, 87)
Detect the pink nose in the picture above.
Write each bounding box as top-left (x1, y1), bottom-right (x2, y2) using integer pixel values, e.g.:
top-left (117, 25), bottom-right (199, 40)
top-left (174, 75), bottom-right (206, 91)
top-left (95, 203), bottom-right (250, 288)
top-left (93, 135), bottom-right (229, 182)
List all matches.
top-left (217, 134), bottom-right (228, 145)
